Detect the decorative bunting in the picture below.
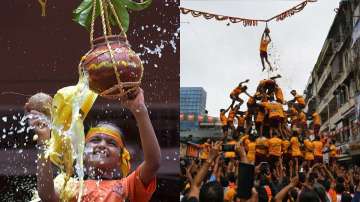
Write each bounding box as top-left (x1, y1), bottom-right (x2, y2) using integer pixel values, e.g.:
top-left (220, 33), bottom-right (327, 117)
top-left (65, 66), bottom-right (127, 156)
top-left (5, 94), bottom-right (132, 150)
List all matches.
top-left (180, 0), bottom-right (317, 27)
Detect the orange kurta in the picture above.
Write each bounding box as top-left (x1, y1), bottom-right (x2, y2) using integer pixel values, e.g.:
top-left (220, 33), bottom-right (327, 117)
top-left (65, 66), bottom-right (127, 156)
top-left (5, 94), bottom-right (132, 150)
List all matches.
top-left (313, 141), bottom-right (323, 157)
top-left (290, 137), bottom-right (302, 157)
top-left (268, 137), bottom-right (282, 156)
top-left (79, 167), bottom-right (156, 202)
top-left (304, 139), bottom-right (314, 161)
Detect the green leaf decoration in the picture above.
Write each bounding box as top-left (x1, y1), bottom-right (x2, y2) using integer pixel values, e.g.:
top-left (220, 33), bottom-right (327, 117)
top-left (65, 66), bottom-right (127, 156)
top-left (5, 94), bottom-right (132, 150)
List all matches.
top-left (111, 0), bottom-right (130, 32)
top-left (117, 0), bottom-right (152, 11)
top-left (73, 0), bottom-right (100, 31)
top-left (73, 0), bottom-right (151, 32)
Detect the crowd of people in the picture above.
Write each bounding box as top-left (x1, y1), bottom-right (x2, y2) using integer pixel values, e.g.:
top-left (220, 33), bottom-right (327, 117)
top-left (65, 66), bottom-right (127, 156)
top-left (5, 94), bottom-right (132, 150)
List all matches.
top-left (180, 76), bottom-right (360, 202)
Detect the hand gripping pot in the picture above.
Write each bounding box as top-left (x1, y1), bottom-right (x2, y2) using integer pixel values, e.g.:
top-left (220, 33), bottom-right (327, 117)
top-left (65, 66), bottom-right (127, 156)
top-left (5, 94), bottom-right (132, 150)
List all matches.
top-left (81, 35), bottom-right (143, 99)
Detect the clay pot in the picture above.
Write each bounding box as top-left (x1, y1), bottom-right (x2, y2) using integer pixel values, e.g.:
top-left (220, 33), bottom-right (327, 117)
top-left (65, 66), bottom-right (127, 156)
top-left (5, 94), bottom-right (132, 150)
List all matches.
top-left (81, 35), bottom-right (143, 97)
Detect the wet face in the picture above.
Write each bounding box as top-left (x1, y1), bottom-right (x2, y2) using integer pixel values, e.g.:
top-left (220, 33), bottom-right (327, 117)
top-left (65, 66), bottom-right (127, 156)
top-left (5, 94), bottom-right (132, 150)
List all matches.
top-left (84, 133), bottom-right (121, 172)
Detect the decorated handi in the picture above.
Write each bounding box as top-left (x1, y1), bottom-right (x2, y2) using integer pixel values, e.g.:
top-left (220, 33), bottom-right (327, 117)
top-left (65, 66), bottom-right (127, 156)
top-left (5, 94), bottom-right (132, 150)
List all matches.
top-left (75, 0), bottom-right (151, 100)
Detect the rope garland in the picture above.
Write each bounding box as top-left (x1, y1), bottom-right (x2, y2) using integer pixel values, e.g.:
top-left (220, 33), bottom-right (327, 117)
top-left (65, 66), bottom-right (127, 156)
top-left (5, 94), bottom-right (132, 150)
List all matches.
top-left (180, 0), bottom-right (317, 27)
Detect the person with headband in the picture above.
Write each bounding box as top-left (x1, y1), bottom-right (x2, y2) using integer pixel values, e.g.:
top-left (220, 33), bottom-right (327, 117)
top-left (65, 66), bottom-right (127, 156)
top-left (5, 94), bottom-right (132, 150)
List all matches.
top-left (28, 88), bottom-right (161, 202)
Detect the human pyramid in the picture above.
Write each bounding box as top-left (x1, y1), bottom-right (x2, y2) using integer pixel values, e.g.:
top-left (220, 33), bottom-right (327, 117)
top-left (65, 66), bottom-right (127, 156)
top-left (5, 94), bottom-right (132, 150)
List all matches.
top-left (219, 74), bottom-right (337, 170)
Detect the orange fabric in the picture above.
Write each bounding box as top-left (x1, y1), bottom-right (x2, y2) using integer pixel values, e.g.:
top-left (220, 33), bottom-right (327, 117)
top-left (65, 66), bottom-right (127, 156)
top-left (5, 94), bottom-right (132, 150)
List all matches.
top-left (224, 185), bottom-right (237, 201)
top-left (288, 107), bottom-right (298, 123)
top-left (304, 139), bottom-right (314, 161)
top-left (80, 166), bottom-right (156, 202)
top-left (237, 116), bottom-right (245, 127)
top-left (268, 137), bottom-right (282, 156)
top-left (312, 112), bottom-right (321, 126)
top-left (247, 142), bottom-right (256, 163)
top-left (86, 127), bottom-right (124, 148)
top-left (231, 87), bottom-right (243, 96)
top-left (282, 140), bottom-right (290, 154)
top-left (260, 39), bottom-right (270, 52)
top-left (256, 111), bottom-right (265, 123)
top-left (256, 137), bottom-right (269, 155)
top-left (228, 109), bottom-right (236, 122)
top-left (224, 140), bottom-right (237, 158)
top-left (186, 144), bottom-right (199, 158)
top-left (200, 143), bottom-right (211, 160)
top-left (313, 141), bottom-right (323, 157)
top-left (295, 95), bottom-right (305, 105)
top-left (264, 185), bottom-right (272, 202)
top-left (262, 102), bottom-right (284, 119)
top-left (290, 137), bottom-right (302, 157)
top-left (330, 144), bottom-right (337, 157)
top-left (328, 189), bottom-right (337, 202)
top-left (298, 112), bottom-right (307, 123)
top-left (247, 96), bottom-right (256, 105)
top-left (274, 87), bottom-right (284, 104)
top-left (220, 112), bottom-right (228, 126)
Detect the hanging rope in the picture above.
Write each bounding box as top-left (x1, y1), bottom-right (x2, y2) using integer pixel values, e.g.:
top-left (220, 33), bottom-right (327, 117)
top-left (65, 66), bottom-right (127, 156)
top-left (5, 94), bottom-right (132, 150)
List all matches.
top-left (38, 0), bottom-right (47, 16)
top-left (180, 0), bottom-right (317, 27)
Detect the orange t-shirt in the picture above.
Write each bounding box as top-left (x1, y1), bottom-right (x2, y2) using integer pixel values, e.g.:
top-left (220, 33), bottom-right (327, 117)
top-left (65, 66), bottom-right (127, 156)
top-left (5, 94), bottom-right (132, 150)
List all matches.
top-left (200, 143), bottom-right (211, 160)
top-left (274, 87), bottom-right (284, 104)
top-left (256, 137), bottom-right (269, 155)
top-left (282, 140), bottom-right (290, 154)
top-left (295, 95), bottom-right (305, 106)
top-left (224, 140), bottom-right (237, 158)
top-left (220, 112), bottom-right (228, 126)
top-left (263, 102), bottom-right (284, 119)
top-left (79, 167), bottom-right (156, 202)
top-left (231, 87), bottom-right (243, 96)
top-left (256, 110), bottom-right (265, 123)
top-left (312, 112), bottom-right (321, 126)
top-left (260, 38), bottom-right (270, 52)
top-left (330, 144), bottom-right (337, 157)
top-left (298, 112), bottom-right (307, 123)
top-left (268, 137), bottom-right (282, 156)
top-left (247, 142), bottom-right (256, 163)
top-left (228, 109), bottom-right (236, 122)
top-left (237, 115), bottom-right (245, 128)
top-left (247, 96), bottom-right (256, 106)
top-left (313, 141), bottom-right (323, 157)
top-left (290, 137), bottom-right (302, 157)
top-left (304, 139), bottom-right (314, 161)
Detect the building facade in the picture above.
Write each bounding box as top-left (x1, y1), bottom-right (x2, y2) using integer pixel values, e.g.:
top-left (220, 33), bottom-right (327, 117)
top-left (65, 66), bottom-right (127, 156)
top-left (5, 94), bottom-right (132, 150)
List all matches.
top-left (304, 0), bottom-right (360, 162)
top-left (180, 87), bottom-right (207, 130)
top-left (180, 87), bottom-right (207, 115)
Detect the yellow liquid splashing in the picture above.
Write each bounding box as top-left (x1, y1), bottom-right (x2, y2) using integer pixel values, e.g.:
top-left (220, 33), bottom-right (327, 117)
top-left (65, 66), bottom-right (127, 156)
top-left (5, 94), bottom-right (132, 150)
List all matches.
top-left (47, 72), bottom-right (97, 201)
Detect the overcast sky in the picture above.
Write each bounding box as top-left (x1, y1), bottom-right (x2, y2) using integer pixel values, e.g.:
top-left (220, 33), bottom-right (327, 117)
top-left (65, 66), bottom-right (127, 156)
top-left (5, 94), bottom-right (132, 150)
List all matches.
top-left (180, 0), bottom-right (339, 116)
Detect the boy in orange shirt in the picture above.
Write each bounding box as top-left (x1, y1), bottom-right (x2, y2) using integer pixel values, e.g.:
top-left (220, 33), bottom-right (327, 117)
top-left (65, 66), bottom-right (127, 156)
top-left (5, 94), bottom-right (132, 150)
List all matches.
top-left (230, 79), bottom-right (251, 106)
top-left (303, 133), bottom-right (315, 166)
top-left (227, 104), bottom-right (240, 134)
top-left (28, 89), bottom-right (160, 202)
top-left (268, 132), bottom-right (282, 171)
top-left (290, 90), bottom-right (305, 110)
top-left (313, 135), bottom-right (324, 164)
top-left (220, 106), bottom-right (231, 138)
top-left (311, 110), bottom-right (321, 136)
top-left (290, 130), bottom-right (302, 163)
top-left (260, 27), bottom-right (273, 72)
